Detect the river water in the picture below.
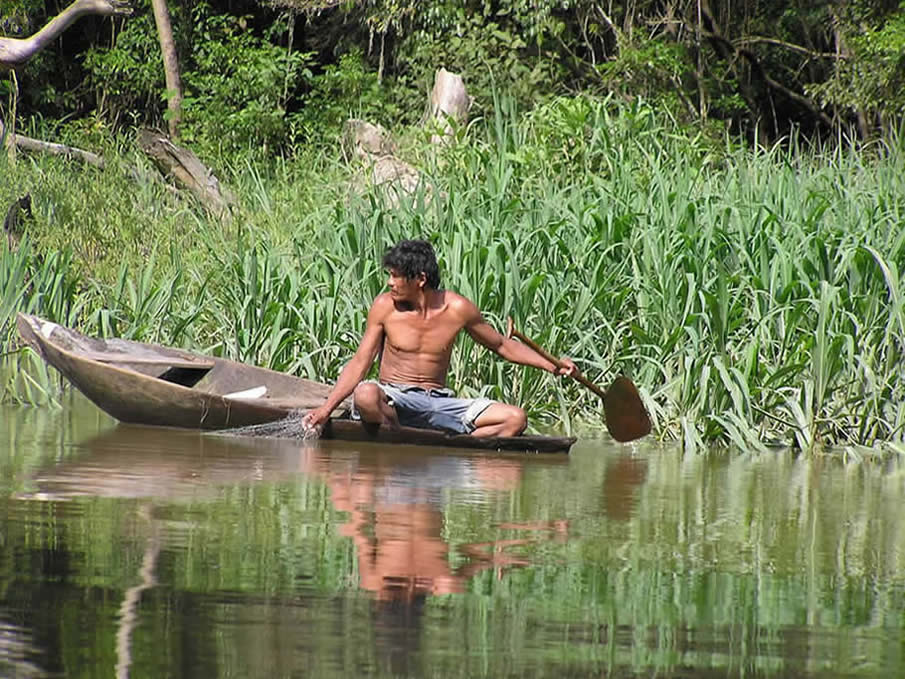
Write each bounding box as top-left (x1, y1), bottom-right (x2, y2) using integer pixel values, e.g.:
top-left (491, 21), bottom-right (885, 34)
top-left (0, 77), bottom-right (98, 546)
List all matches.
top-left (1, 393), bottom-right (904, 678)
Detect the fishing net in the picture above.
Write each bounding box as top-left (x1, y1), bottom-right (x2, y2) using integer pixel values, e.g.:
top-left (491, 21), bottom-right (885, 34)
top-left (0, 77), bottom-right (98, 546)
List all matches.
top-left (214, 411), bottom-right (322, 441)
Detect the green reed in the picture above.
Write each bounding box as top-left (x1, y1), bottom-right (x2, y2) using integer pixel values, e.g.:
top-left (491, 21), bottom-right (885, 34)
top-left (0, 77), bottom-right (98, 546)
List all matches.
top-left (0, 235), bottom-right (85, 403)
top-left (0, 238), bottom-right (82, 337)
top-left (2, 97), bottom-right (903, 449)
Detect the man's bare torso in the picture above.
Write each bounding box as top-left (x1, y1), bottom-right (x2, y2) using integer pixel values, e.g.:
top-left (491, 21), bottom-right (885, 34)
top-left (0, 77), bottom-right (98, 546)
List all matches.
top-left (374, 290), bottom-right (468, 389)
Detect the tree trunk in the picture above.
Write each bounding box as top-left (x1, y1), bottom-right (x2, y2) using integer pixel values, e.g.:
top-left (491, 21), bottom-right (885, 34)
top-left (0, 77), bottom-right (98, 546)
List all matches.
top-left (427, 68), bottom-right (470, 144)
top-left (149, 0), bottom-right (183, 139)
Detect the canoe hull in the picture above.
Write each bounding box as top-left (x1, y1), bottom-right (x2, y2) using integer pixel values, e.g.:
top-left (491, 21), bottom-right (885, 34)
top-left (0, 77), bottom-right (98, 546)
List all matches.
top-left (17, 314), bottom-right (333, 429)
top-left (322, 419), bottom-right (574, 453)
top-left (16, 314), bottom-right (576, 453)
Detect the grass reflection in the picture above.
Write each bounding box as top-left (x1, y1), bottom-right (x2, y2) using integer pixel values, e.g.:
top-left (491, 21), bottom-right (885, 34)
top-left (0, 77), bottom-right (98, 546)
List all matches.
top-left (1, 417), bottom-right (904, 677)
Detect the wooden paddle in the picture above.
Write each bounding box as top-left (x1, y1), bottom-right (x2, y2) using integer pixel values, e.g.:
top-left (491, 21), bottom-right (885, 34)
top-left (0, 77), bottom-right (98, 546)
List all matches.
top-left (506, 318), bottom-right (652, 443)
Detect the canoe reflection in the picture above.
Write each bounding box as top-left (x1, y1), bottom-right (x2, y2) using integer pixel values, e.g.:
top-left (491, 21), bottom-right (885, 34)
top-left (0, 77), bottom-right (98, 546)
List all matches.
top-left (25, 424), bottom-right (572, 604)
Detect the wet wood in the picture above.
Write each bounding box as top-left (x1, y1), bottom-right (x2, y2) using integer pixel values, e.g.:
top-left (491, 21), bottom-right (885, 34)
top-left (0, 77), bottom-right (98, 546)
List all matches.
top-left (323, 419), bottom-right (575, 454)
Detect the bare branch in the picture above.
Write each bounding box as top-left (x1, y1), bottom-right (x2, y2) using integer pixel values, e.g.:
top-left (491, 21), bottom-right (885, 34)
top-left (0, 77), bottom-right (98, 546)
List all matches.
top-left (734, 36), bottom-right (846, 61)
top-left (0, 0), bottom-right (131, 69)
top-left (702, 28), bottom-right (835, 129)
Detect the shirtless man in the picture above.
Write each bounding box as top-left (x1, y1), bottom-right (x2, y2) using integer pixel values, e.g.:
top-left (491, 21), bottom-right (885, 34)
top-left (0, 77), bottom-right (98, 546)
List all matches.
top-left (302, 239), bottom-right (576, 437)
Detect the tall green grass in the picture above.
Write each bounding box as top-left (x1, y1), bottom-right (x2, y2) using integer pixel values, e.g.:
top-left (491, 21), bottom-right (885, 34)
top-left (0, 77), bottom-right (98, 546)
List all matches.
top-left (1, 96), bottom-right (903, 450)
top-left (0, 235), bottom-right (85, 404)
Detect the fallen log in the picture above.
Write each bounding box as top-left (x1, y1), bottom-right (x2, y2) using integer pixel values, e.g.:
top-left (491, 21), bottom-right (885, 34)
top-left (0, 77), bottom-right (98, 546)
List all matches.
top-left (0, 121), bottom-right (228, 214)
top-left (0, 120), bottom-right (106, 168)
top-left (137, 129), bottom-right (235, 217)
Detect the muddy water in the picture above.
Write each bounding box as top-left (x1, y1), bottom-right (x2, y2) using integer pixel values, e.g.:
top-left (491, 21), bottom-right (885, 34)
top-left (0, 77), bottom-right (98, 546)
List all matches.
top-left (1, 393), bottom-right (904, 678)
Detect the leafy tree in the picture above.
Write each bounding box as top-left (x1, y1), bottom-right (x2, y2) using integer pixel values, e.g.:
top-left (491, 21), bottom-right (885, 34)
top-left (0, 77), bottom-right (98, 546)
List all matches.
top-left (7, 0), bottom-right (905, 150)
top-left (82, 5), bottom-right (160, 128)
top-left (179, 6), bottom-right (314, 153)
top-left (83, 1), bottom-right (315, 153)
top-left (808, 1), bottom-right (905, 137)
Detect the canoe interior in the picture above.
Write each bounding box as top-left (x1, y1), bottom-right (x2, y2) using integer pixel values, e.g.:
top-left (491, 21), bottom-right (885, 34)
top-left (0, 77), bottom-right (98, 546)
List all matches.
top-left (17, 314), bottom-right (336, 403)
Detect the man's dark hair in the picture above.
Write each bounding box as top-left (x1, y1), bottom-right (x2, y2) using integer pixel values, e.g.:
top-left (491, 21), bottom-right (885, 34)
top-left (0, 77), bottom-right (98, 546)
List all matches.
top-left (382, 239), bottom-right (441, 289)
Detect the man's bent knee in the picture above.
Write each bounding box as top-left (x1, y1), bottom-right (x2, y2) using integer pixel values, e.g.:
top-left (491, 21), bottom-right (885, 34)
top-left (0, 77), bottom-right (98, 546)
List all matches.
top-left (505, 406), bottom-right (528, 436)
top-left (473, 403), bottom-right (527, 437)
top-left (353, 382), bottom-right (383, 408)
top-left (353, 382), bottom-right (386, 421)
top-left (353, 382), bottom-right (399, 427)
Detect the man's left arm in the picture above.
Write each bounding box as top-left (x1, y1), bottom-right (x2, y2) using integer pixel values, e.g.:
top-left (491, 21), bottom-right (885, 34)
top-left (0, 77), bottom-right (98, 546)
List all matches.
top-left (463, 303), bottom-right (576, 377)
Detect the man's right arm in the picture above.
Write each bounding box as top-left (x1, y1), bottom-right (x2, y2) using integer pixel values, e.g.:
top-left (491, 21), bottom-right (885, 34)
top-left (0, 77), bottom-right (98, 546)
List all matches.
top-left (302, 296), bottom-right (389, 429)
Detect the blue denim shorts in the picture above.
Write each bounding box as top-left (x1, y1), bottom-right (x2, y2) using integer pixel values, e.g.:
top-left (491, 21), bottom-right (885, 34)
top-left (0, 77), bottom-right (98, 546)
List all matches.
top-left (352, 381), bottom-right (496, 434)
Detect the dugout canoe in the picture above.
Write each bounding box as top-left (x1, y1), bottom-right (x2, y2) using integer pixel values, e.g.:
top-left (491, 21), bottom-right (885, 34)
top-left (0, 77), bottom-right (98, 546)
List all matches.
top-left (16, 314), bottom-right (576, 454)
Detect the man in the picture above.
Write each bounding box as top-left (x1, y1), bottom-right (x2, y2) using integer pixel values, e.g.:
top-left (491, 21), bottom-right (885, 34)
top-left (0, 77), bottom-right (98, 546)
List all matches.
top-left (302, 239), bottom-right (576, 437)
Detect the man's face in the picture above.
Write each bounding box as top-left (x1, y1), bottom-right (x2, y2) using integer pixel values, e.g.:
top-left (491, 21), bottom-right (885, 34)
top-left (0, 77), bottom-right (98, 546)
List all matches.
top-left (387, 268), bottom-right (424, 301)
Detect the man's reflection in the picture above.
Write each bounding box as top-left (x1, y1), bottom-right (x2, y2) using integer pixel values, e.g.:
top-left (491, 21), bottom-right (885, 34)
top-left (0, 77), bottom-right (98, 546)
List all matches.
top-left (304, 450), bottom-right (564, 603)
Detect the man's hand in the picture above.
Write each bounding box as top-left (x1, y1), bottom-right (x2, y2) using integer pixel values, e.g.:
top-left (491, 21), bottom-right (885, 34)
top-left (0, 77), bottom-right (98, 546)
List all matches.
top-left (554, 357), bottom-right (580, 379)
top-left (301, 405), bottom-right (332, 433)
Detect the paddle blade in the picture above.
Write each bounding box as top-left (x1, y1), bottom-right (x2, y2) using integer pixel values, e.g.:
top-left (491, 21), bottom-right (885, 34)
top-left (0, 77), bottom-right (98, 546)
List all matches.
top-left (603, 376), bottom-right (652, 443)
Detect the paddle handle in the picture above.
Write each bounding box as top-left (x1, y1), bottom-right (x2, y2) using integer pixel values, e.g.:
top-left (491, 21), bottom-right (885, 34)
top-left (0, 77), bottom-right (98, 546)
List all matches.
top-left (506, 318), bottom-right (607, 400)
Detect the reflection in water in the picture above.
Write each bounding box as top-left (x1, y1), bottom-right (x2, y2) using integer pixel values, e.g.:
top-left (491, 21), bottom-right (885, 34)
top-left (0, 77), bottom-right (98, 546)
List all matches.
top-left (115, 508), bottom-right (159, 679)
top-left (299, 448), bottom-right (573, 678)
top-left (22, 425), bottom-right (297, 500)
top-left (602, 454), bottom-right (648, 520)
top-left (306, 452), bottom-right (564, 602)
top-left (3, 405), bottom-right (905, 678)
top-left (0, 621), bottom-right (44, 679)
top-left (17, 423), bottom-right (575, 676)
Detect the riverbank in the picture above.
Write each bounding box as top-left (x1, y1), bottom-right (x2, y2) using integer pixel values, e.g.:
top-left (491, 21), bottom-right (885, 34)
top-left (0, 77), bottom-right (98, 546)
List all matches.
top-left (2, 96), bottom-right (903, 450)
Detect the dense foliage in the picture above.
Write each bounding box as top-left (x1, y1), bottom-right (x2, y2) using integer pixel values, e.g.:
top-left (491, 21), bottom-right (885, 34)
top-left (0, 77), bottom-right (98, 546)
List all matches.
top-left (3, 0), bottom-right (905, 152)
top-left (2, 1), bottom-right (904, 450)
top-left (2, 97), bottom-right (903, 451)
